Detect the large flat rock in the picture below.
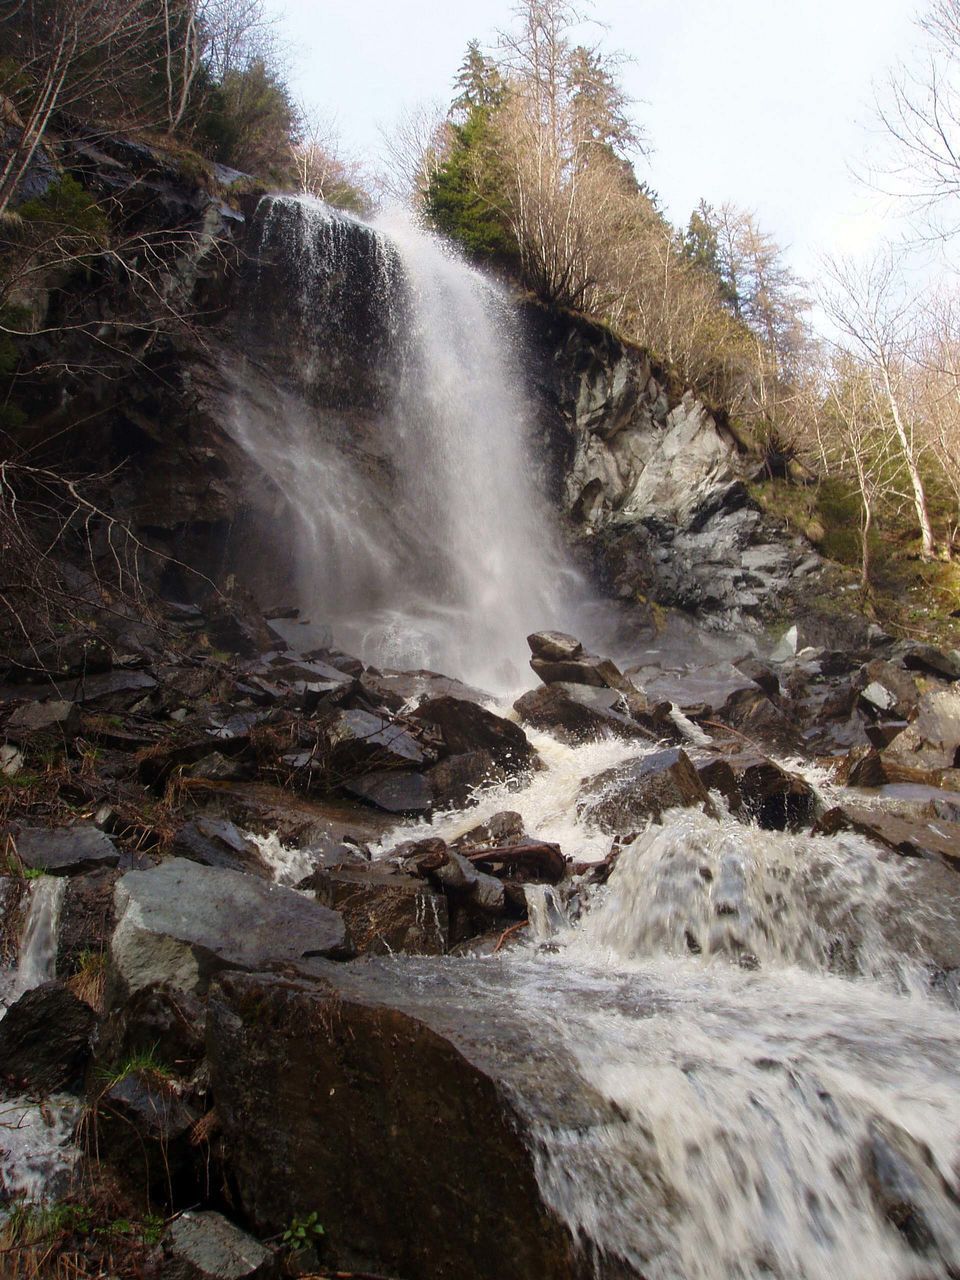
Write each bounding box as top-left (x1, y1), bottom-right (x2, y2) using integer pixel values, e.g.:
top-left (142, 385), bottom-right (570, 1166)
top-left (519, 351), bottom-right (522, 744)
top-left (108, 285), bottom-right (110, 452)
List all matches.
top-left (111, 858), bottom-right (348, 996)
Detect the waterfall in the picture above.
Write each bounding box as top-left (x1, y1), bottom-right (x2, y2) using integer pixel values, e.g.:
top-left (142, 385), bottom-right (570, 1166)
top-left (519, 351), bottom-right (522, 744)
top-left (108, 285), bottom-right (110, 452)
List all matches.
top-left (226, 196), bottom-right (584, 691)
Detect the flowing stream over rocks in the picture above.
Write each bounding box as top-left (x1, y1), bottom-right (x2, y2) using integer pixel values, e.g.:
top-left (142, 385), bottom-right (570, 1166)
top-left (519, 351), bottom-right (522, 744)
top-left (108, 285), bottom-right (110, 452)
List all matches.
top-left (226, 196), bottom-right (586, 689)
top-left (377, 733), bottom-right (960, 1280)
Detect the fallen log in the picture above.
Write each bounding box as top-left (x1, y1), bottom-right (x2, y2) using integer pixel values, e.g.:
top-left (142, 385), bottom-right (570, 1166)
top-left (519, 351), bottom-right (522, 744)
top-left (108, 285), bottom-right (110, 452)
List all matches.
top-left (460, 841), bottom-right (566, 884)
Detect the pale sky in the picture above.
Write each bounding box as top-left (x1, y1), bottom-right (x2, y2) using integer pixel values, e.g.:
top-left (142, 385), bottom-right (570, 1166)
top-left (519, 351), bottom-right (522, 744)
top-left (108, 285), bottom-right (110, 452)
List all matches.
top-left (275, 0), bottom-right (925, 286)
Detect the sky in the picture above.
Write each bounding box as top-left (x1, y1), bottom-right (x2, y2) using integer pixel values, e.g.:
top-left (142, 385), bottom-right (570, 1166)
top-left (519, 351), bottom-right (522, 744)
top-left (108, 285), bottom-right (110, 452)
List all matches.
top-left (274, 0), bottom-right (925, 287)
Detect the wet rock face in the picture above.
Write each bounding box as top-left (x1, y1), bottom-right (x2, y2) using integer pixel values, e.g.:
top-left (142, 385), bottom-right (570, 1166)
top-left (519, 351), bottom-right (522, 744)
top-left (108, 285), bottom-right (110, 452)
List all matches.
top-left (206, 966), bottom-right (600, 1280)
top-left (579, 748), bottom-right (716, 834)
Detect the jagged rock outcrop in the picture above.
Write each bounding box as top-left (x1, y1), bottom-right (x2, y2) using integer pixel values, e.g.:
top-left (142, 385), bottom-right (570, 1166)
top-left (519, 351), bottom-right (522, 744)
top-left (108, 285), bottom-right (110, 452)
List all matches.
top-left (523, 303), bottom-right (821, 631)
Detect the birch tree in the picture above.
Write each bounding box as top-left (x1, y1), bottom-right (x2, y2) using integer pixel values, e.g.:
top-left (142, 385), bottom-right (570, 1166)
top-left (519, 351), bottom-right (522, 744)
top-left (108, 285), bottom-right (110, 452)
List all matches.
top-left (822, 252), bottom-right (937, 559)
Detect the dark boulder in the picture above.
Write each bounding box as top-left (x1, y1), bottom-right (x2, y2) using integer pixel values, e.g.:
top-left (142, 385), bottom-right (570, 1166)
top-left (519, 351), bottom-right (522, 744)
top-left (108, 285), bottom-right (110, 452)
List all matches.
top-left (514, 683), bottom-right (656, 745)
top-left (0, 981), bottom-right (96, 1093)
top-left (313, 866), bottom-right (447, 955)
top-left (426, 750), bottom-right (508, 809)
top-left (412, 696), bottom-right (536, 772)
top-left (699, 750), bottom-right (816, 831)
top-left (206, 965), bottom-right (604, 1279)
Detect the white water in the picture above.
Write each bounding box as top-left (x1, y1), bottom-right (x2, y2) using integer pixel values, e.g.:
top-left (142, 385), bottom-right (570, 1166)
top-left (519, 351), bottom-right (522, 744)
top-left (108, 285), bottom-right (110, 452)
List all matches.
top-left (228, 196), bottom-right (584, 690)
top-left (4, 876), bottom-right (65, 1004)
top-left (0, 876), bottom-right (79, 1208)
top-left (375, 729), bottom-right (960, 1279)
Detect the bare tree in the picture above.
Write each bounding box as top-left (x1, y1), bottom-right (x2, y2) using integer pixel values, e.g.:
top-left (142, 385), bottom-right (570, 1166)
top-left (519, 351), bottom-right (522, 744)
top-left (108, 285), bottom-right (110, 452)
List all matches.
top-left (197, 0), bottom-right (284, 82)
top-left (873, 0), bottom-right (960, 234)
top-left (821, 251), bottom-right (937, 559)
top-left (377, 100), bottom-right (451, 208)
top-left (820, 352), bottom-right (909, 585)
top-left (0, 0), bottom-right (167, 219)
top-left (290, 109), bottom-right (370, 211)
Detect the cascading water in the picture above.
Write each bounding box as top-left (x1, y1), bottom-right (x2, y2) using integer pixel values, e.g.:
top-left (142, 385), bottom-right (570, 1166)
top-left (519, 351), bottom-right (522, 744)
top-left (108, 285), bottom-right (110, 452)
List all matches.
top-left (0, 876), bottom-right (80, 1206)
top-left (372, 728), bottom-right (960, 1280)
top-left (225, 195), bottom-right (583, 690)
top-left (10, 875), bottom-right (65, 998)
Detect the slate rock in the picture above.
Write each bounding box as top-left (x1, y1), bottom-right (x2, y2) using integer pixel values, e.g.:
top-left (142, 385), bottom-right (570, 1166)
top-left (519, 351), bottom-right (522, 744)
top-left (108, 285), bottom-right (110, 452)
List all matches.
top-left (5, 700), bottom-right (79, 737)
top-left (14, 825), bottom-right (119, 875)
top-left (322, 709), bottom-right (426, 771)
top-left (162, 1211), bottom-right (277, 1280)
top-left (343, 769), bottom-right (432, 814)
top-left (110, 858), bottom-right (350, 997)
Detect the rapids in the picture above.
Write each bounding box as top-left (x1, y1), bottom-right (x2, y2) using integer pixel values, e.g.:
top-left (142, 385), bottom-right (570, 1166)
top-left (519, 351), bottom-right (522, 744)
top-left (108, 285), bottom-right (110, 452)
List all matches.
top-left (380, 733), bottom-right (960, 1280)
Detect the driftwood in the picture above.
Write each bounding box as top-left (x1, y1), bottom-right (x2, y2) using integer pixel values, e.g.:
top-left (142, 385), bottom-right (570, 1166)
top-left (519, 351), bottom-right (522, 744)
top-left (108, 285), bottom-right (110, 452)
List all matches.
top-left (460, 841), bottom-right (566, 884)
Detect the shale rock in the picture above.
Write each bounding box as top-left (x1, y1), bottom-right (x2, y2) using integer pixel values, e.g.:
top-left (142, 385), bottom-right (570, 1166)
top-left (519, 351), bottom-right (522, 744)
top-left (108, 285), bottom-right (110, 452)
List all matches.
top-left (14, 824), bottom-right (119, 875)
top-left (110, 858), bottom-right (349, 998)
